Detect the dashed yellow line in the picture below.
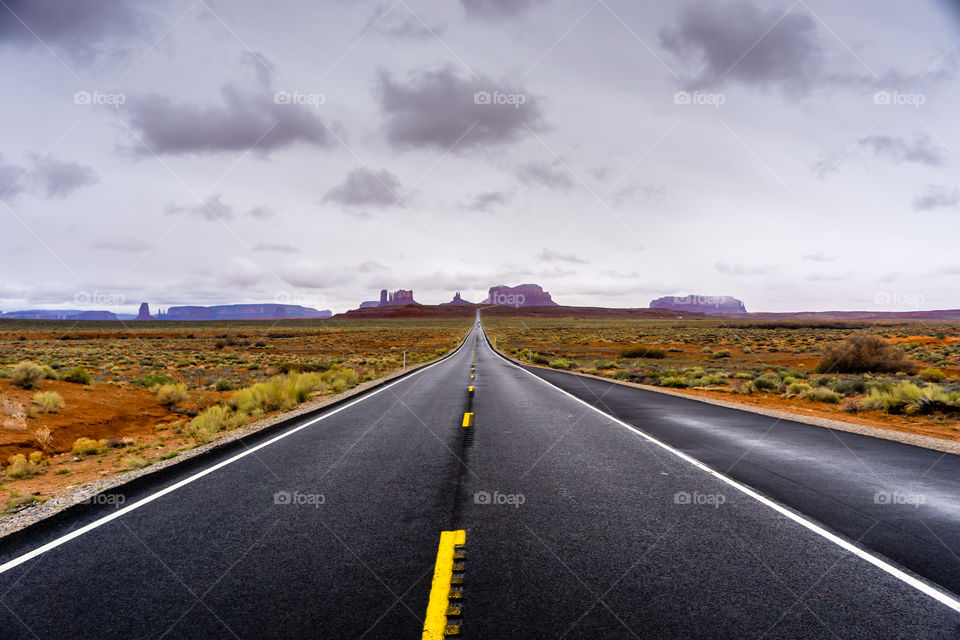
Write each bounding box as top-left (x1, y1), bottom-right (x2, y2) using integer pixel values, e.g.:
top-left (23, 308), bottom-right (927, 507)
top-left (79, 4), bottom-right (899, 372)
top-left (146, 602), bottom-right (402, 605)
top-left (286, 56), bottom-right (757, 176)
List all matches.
top-left (422, 530), bottom-right (466, 639)
top-left (470, 374), bottom-right (475, 380)
top-left (461, 412), bottom-right (473, 428)
top-left (467, 385), bottom-right (474, 396)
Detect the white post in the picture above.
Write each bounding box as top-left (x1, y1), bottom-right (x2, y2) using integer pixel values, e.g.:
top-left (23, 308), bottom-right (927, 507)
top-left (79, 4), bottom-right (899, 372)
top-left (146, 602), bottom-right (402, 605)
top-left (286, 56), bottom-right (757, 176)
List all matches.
top-left (403, 351), bottom-right (406, 369)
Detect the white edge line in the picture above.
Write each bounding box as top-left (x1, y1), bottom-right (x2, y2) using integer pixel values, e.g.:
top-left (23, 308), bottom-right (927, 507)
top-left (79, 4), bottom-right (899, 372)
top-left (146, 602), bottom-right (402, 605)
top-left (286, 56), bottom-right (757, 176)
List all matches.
top-left (482, 329), bottom-right (960, 613)
top-left (0, 330), bottom-right (474, 575)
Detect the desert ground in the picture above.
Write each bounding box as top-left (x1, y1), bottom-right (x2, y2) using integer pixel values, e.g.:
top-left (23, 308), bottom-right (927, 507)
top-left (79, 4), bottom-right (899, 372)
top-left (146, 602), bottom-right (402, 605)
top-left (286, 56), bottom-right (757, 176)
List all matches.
top-left (483, 316), bottom-right (960, 444)
top-left (0, 318), bottom-right (469, 514)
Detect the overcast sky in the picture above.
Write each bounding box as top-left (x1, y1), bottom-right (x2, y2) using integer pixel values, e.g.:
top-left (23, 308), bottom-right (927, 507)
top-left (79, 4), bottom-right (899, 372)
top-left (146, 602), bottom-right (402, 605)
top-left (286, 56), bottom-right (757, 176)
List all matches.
top-left (1, 0), bottom-right (959, 313)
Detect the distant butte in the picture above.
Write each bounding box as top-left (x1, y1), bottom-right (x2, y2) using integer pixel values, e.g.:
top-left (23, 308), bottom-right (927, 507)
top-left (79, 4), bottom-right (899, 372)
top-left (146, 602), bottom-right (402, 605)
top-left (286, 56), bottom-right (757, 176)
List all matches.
top-left (650, 295), bottom-right (747, 315)
top-left (359, 289), bottom-right (421, 308)
top-left (440, 292), bottom-right (474, 306)
top-left (484, 284), bottom-right (558, 307)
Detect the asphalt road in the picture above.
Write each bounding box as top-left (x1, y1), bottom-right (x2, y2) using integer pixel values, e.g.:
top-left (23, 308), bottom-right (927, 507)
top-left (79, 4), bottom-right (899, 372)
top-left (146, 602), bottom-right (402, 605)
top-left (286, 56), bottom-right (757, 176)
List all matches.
top-left (0, 321), bottom-right (956, 639)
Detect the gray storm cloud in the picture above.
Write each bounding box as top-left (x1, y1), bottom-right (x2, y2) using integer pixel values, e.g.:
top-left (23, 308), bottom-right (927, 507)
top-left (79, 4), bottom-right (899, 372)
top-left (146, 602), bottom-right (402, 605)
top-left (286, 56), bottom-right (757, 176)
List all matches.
top-left (0, 0), bottom-right (145, 59)
top-left (322, 167), bottom-right (405, 212)
top-left (378, 67), bottom-right (545, 151)
top-left (459, 0), bottom-right (545, 19)
top-left (125, 55), bottom-right (331, 156)
top-left (660, 0), bottom-right (826, 94)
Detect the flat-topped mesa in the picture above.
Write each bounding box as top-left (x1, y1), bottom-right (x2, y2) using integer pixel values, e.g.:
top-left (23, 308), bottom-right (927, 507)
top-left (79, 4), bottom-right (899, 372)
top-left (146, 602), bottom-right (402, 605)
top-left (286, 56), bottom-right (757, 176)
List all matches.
top-left (440, 292), bottom-right (474, 306)
top-left (484, 284), bottom-right (558, 307)
top-left (650, 295), bottom-right (747, 315)
top-left (158, 304), bottom-right (332, 320)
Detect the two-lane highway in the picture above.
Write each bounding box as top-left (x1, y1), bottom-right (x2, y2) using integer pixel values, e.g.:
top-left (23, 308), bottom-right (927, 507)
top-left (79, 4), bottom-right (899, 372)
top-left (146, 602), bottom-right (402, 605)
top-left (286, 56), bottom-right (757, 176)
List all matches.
top-left (0, 320), bottom-right (957, 638)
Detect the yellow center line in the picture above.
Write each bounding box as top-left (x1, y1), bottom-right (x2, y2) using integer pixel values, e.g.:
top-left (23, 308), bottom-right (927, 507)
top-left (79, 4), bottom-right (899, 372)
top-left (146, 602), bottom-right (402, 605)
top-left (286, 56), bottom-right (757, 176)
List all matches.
top-left (461, 412), bottom-right (473, 428)
top-left (422, 530), bottom-right (466, 639)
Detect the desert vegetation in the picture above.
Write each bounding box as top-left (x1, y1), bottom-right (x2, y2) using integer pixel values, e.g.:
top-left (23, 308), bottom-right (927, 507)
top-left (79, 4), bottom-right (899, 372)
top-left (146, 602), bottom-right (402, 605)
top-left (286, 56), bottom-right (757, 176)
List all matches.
top-left (485, 316), bottom-right (960, 442)
top-left (0, 318), bottom-right (469, 514)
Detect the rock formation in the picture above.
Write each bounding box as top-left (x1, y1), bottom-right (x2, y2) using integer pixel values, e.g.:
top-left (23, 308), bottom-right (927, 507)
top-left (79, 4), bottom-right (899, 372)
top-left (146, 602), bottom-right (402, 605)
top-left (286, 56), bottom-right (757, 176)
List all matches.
top-left (483, 284), bottom-right (558, 307)
top-left (158, 304), bottom-right (332, 320)
top-left (649, 295), bottom-right (747, 315)
top-left (65, 311), bottom-right (119, 321)
top-left (440, 292), bottom-right (473, 306)
top-left (359, 289), bottom-right (420, 308)
top-left (136, 302), bottom-right (153, 320)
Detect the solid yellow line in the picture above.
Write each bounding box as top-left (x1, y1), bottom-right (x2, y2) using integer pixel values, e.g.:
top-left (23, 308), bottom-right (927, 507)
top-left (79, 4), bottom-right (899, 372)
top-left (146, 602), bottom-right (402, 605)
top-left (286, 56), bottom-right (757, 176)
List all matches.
top-left (461, 412), bottom-right (473, 427)
top-left (422, 530), bottom-right (466, 639)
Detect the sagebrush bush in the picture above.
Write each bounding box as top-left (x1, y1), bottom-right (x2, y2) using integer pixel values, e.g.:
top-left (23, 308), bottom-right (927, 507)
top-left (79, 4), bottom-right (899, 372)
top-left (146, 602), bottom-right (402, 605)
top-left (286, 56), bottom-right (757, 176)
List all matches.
top-left (548, 358), bottom-right (571, 370)
top-left (10, 361), bottom-right (46, 389)
top-left (785, 382), bottom-right (812, 398)
top-left (71, 437), bottom-right (104, 457)
top-left (918, 367), bottom-right (946, 383)
top-left (6, 453), bottom-right (40, 479)
top-left (154, 383), bottom-right (188, 408)
top-left (619, 345), bottom-right (666, 359)
top-left (660, 376), bottom-right (689, 388)
top-left (860, 381), bottom-right (959, 415)
top-left (32, 391), bottom-right (64, 413)
top-left (62, 366), bottom-right (93, 385)
top-left (816, 335), bottom-right (914, 374)
top-left (805, 387), bottom-right (841, 403)
top-left (752, 372), bottom-right (782, 391)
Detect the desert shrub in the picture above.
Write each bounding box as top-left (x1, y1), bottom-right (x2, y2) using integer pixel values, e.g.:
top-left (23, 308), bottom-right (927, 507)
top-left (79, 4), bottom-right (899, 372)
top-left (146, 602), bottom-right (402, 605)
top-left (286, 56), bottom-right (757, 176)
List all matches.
top-left (133, 372), bottom-right (173, 388)
top-left (711, 349), bottom-right (732, 359)
top-left (124, 456), bottom-right (149, 470)
top-left (6, 453), bottom-right (40, 479)
top-left (804, 387), bottom-right (841, 403)
top-left (186, 405), bottom-right (231, 443)
top-left (919, 367), bottom-right (946, 383)
top-left (32, 391), bottom-right (64, 413)
top-left (531, 354), bottom-right (550, 365)
top-left (816, 335), bottom-right (914, 374)
top-left (785, 382), bottom-right (812, 398)
top-left (215, 380), bottom-right (236, 392)
top-left (40, 365), bottom-right (59, 380)
top-left (860, 381), bottom-right (958, 415)
top-left (752, 372), bottom-right (782, 391)
top-left (154, 383), bottom-right (188, 408)
top-left (71, 437), bottom-right (104, 457)
top-left (33, 426), bottom-right (53, 452)
top-left (10, 361), bottom-right (45, 389)
top-left (828, 377), bottom-right (867, 395)
top-left (660, 376), bottom-right (689, 388)
top-left (619, 345), bottom-right (666, 359)
top-left (692, 373), bottom-right (727, 386)
top-left (62, 366), bottom-right (93, 385)
top-left (548, 358), bottom-right (571, 370)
